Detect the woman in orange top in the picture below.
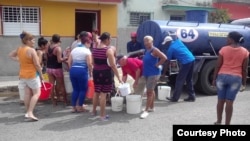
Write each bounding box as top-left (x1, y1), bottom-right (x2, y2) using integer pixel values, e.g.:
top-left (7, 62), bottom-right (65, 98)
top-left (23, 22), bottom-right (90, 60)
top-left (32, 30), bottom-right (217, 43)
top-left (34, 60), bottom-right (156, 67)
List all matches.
top-left (212, 31), bottom-right (249, 125)
top-left (9, 31), bottom-right (43, 121)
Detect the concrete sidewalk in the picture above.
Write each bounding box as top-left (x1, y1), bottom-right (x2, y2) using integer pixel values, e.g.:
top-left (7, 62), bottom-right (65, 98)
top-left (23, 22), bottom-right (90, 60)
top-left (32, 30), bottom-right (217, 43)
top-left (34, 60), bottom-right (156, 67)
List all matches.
top-left (0, 68), bottom-right (134, 94)
top-left (0, 76), bottom-right (19, 93)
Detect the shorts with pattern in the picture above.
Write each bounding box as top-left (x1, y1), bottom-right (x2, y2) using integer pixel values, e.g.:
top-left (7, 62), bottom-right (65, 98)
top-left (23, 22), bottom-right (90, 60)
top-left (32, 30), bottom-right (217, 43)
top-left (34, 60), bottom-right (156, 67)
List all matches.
top-left (46, 68), bottom-right (63, 78)
top-left (93, 69), bottom-right (113, 93)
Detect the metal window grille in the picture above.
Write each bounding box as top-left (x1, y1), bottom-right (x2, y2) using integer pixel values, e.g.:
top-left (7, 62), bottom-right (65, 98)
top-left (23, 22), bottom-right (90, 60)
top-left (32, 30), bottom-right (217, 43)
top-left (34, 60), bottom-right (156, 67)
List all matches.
top-left (130, 12), bottom-right (151, 26)
top-left (3, 6), bottom-right (39, 23)
top-left (2, 6), bottom-right (40, 35)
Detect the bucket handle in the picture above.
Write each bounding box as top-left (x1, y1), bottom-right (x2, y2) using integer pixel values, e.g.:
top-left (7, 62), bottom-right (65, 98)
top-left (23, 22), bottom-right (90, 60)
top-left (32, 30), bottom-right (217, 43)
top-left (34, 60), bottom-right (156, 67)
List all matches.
top-left (115, 92), bottom-right (121, 97)
top-left (42, 81), bottom-right (47, 91)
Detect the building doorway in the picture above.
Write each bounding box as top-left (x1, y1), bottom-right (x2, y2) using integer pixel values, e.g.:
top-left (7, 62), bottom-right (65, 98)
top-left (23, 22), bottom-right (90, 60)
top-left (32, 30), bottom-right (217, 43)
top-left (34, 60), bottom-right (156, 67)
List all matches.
top-left (75, 10), bottom-right (100, 38)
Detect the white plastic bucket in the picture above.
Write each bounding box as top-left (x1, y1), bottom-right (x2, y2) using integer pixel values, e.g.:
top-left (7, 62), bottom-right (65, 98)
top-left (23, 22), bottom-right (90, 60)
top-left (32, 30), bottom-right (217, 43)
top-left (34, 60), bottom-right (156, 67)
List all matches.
top-left (158, 85), bottom-right (171, 101)
top-left (118, 83), bottom-right (131, 96)
top-left (111, 93), bottom-right (124, 112)
top-left (64, 72), bottom-right (73, 94)
top-left (126, 95), bottom-right (142, 114)
top-left (18, 86), bottom-right (25, 101)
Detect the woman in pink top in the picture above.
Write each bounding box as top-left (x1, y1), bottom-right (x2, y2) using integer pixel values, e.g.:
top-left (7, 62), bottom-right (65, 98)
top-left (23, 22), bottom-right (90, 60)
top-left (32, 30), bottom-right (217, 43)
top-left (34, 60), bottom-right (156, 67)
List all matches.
top-left (212, 31), bottom-right (249, 125)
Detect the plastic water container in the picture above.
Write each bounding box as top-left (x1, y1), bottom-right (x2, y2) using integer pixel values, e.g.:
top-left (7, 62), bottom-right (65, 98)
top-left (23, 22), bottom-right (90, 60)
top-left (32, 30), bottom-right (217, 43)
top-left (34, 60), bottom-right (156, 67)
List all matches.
top-left (126, 95), bottom-right (142, 114)
top-left (86, 79), bottom-right (94, 99)
top-left (64, 72), bottom-right (73, 94)
top-left (40, 82), bottom-right (53, 101)
top-left (118, 83), bottom-right (131, 96)
top-left (18, 84), bottom-right (25, 101)
top-left (158, 85), bottom-right (171, 101)
top-left (111, 93), bottom-right (124, 112)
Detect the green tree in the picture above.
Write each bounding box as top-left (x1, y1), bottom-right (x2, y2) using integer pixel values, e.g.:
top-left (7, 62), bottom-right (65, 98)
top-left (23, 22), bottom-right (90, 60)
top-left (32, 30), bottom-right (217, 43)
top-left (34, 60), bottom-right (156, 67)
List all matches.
top-left (209, 9), bottom-right (231, 23)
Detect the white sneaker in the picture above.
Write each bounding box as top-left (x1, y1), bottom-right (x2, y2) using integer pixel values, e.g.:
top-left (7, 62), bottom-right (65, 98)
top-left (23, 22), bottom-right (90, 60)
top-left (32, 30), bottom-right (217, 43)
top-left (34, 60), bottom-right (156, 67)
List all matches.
top-left (142, 108), bottom-right (155, 112)
top-left (140, 111), bottom-right (149, 119)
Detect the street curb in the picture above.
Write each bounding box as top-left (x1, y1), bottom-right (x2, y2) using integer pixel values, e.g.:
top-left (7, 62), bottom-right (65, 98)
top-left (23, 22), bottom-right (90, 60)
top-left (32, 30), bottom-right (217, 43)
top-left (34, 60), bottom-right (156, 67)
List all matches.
top-left (0, 85), bottom-right (18, 93)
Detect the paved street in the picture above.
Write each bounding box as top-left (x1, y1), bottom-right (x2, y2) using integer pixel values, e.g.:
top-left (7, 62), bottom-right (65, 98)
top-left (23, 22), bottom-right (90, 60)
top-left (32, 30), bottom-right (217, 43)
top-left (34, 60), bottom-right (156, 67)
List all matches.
top-left (0, 85), bottom-right (250, 141)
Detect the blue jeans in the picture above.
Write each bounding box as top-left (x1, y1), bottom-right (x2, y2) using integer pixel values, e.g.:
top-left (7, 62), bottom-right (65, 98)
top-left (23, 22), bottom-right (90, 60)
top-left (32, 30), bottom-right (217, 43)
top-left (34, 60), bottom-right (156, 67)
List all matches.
top-left (216, 74), bottom-right (242, 101)
top-left (172, 61), bottom-right (195, 101)
top-left (70, 67), bottom-right (88, 106)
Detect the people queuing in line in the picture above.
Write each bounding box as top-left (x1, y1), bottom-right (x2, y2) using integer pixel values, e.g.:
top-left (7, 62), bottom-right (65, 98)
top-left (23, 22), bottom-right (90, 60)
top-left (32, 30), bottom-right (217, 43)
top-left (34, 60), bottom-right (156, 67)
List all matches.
top-left (11, 30), bottom-right (248, 123)
top-left (162, 35), bottom-right (196, 102)
top-left (46, 34), bottom-right (68, 106)
top-left (91, 32), bottom-right (122, 121)
top-left (68, 31), bottom-right (93, 113)
top-left (212, 31), bottom-right (249, 125)
top-left (9, 31), bottom-right (43, 121)
top-left (140, 36), bottom-right (167, 119)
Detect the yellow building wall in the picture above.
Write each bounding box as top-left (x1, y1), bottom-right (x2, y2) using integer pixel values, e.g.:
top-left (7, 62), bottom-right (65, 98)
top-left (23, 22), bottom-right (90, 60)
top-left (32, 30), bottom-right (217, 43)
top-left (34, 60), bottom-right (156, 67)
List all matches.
top-left (0, 0), bottom-right (118, 37)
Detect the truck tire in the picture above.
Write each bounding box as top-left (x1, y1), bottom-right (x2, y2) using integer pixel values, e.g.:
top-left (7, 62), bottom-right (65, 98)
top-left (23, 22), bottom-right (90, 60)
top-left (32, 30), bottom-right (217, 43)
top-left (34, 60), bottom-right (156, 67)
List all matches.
top-left (199, 60), bottom-right (217, 95)
top-left (194, 72), bottom-right (203, 93)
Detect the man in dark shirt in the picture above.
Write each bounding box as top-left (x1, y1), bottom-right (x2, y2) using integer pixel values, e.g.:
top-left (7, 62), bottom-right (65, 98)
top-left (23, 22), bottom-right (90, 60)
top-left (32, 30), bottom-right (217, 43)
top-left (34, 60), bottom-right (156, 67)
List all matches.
top-left (127, 32), bottom-right (143, 54)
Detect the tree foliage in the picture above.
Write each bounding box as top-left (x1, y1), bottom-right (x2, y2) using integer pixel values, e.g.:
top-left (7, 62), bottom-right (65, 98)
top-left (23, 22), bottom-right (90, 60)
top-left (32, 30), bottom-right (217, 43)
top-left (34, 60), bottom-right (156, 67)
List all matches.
top-left (209, 9), bottom-right (231, 23)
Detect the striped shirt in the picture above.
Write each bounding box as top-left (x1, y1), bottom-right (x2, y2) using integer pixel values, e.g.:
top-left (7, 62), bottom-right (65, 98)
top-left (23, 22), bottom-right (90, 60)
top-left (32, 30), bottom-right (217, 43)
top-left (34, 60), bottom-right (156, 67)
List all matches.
top-left (92, 47), bottom-right (111, 70)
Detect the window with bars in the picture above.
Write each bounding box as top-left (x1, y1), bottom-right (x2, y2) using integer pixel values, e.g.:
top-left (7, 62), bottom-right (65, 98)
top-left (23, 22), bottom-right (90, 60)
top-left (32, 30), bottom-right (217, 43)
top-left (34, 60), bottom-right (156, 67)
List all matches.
top-left (2, 6), bottom-right (40, 35)
top-left (129, 12), bottom-right (151, 26)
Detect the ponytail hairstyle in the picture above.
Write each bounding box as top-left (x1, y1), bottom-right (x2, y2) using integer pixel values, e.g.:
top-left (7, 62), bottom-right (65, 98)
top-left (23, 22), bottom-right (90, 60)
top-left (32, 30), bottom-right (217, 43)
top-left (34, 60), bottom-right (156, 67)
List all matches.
top-left (79, 31), bottom-right (93, 44)
top-left (19, 31), bottom-right (34, 44)
top-left (99, 32), bottom-right (111, 42)
top-left (38, 36), bottom-right (48, 47)
top-left (228, 31), bottom-right (245, 44)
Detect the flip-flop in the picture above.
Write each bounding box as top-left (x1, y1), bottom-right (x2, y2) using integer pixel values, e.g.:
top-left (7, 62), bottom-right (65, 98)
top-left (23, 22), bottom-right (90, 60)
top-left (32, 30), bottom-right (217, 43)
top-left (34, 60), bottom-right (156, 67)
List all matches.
top-left (24, 114), bottom-right (28, 118)
top-left (24, 116), bottom-right (39, 122)
top-left (71, 109), bottom-right (78, 113)
top-left (82, 104), bottom-right (88, 108)
top-left (77, 108), bottom-right (89, 113)
top-left (90, 111), bottom-right (97, 116)
top-left (214, 122), bottom-right (221, 125)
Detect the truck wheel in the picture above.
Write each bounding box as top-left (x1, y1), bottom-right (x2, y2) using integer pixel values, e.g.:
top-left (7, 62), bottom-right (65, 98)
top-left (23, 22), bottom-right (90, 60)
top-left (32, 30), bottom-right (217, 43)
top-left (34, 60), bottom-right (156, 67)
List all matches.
top-left (192, 72), bottom-right (198, 86)
top-left (194, 72), bottom-right (203, 93)
top-left (199, 60), bottom-right (217, 95)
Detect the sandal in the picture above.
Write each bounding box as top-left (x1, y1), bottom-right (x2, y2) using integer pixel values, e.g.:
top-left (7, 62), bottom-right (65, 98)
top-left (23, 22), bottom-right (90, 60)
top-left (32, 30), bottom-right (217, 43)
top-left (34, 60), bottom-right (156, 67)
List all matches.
top-left (71, 108), bottom-right (78, 113)
top-left (214, 122), bottom-right (221, 125)
top-left (90, 111), bottom-right (97, 116)
top-left (100, 115), bottom-right (109, 121)
top-left (77, 108), bottom-right (88, 113)
top-left (24, 115), bottom-right (39, 122)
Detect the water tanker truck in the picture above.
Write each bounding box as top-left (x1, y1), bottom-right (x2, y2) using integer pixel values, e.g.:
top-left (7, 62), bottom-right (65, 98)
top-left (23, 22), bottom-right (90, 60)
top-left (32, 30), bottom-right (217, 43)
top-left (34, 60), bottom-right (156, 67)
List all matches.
top-left (136, 20), bottom-right (250, 95)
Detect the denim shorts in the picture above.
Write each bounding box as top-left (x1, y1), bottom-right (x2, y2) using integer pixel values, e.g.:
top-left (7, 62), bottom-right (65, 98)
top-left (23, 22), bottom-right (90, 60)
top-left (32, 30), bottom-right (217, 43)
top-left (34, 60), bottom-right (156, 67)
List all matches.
top-left (216, 74), bottom-right (242, 101)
